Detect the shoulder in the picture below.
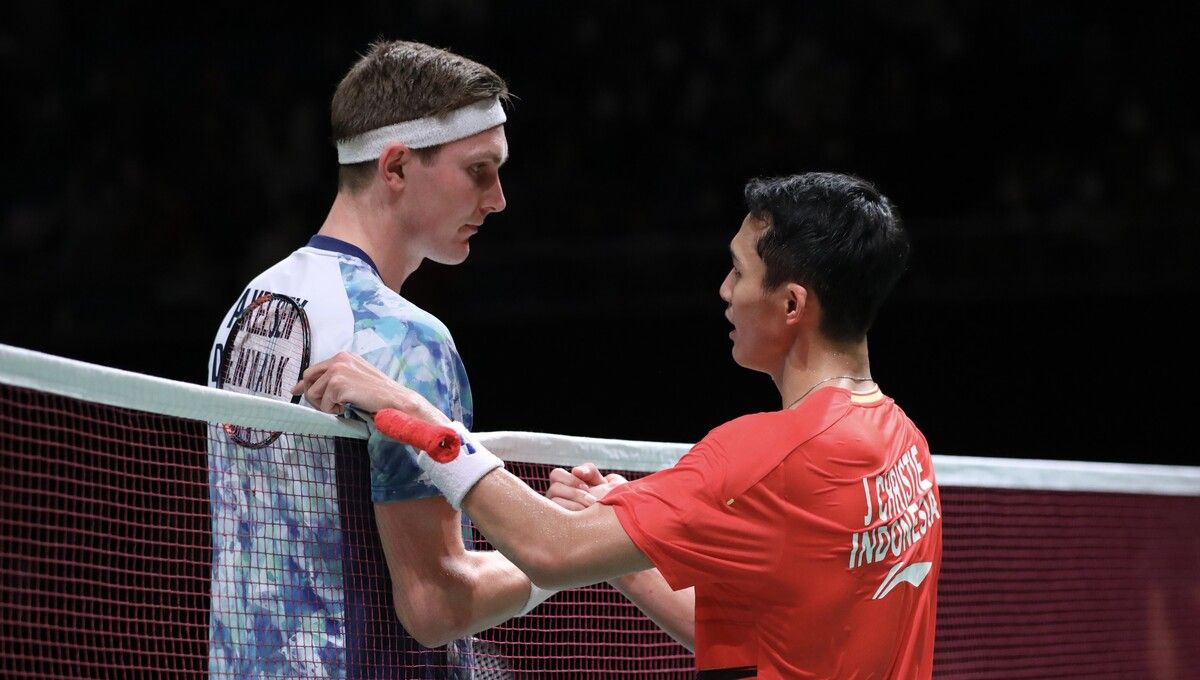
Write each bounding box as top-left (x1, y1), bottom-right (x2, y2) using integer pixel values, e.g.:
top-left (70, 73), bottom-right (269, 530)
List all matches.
top-left (331, 263), bottom-right (457, 353)
top-left (667, 411), bottom-right (796, 495)
top-left (701, 409), bottom-right (810, 455)
top-left (695, 393), bottom-right (857, 496)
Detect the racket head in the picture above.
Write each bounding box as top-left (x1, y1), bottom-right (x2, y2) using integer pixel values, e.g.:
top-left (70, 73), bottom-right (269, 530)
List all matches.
top-left (215, 292), bottom-right (311, 448)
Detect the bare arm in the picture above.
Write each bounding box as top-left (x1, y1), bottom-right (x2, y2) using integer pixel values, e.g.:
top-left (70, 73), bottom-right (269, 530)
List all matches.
top-left (294, 353), bottom-right (539, 647)
top-left (609, 570), bottom-right (695, 652)
top-left (372, 496), bottom-right (532, 648)
top-left (295, 352), bottom-right (654, 590)
top-left (548, 465), bottom-right (695, 651)
top-left (460, 468), bottom-right (654, 588)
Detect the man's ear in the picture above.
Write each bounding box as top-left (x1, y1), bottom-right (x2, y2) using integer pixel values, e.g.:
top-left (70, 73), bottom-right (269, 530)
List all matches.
top-left (378, 143), bottom-right (410, 192)
top-left (784, 283), bottom-right (808, 325)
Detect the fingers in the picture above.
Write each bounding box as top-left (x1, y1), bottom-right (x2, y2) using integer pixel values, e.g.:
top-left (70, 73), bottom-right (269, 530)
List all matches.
top-left (294, 366), bottom-right (333, 413)
top-left (604, 473), bottom-right (629, 485)
top-left (549, 467), bottom-right (590, 491)
top-left (304, 370), bottom-right (342, 414)
top-left (571, 463), bottom-right (605, 486)
top-left (291, 353), bottom-right (390, 415)
top-left (319, 373), bottom-right (346, 414)
top-left (547, 470), bottom-right (597, 505)
top-left (545, 481), bottom-right (597, 510)
top-left (290, 360), bottom-right (330, 396)
top-left (295, 356), bottom-right (363, 414)
top-left (290, 352), bottom-right (351, 398)
top-left (545, 472), bottom-right (594, 502)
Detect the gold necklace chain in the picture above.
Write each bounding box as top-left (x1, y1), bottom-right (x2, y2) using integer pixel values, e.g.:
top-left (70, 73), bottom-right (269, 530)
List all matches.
top-left (785, 375), bottom-right (874, 410)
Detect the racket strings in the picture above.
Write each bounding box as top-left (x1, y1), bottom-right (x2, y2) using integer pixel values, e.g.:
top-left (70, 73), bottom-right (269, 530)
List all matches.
top-left (219, 294), bottom-right (311, 448)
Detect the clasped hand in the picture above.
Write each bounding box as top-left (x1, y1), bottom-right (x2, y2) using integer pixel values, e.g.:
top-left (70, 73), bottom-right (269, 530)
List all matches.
top-left (545, 463), bottom-right (628, 511)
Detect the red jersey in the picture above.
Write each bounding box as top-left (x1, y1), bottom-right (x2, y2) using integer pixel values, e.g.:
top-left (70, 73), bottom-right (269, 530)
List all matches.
top-left (602, 386), bottom-right (942, 679)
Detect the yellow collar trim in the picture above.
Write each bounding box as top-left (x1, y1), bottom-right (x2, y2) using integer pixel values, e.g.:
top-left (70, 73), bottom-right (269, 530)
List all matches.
top-left (849, 386), bottom-right (884, 404)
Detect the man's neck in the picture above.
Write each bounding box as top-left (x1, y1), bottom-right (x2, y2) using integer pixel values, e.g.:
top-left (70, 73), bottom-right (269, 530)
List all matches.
top-left (318, 189), bottom-right (420, 291)
top-left (775, 340), bottom-right (873, 410)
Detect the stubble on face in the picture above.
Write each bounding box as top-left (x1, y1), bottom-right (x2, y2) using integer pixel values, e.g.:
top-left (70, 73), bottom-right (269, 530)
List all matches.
top-left (401, 127), bottom-right (509, 265)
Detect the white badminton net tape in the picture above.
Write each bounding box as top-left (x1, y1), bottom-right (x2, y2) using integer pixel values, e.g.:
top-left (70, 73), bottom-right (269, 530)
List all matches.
top-left (336, 98), bottom-right (506, 164)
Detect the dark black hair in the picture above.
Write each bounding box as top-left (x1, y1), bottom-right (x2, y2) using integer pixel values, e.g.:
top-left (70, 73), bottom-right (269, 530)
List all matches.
top-left (744, 172), bottom-right (910, 343)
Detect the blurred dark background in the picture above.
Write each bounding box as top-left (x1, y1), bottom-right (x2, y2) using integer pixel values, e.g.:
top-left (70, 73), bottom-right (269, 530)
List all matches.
top-left (2, 2), bottom-right (1196, 465)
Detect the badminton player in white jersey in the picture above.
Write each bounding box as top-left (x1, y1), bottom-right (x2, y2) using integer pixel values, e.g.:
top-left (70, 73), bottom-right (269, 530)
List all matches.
top-left (206, 41), bottom-right (554, 679)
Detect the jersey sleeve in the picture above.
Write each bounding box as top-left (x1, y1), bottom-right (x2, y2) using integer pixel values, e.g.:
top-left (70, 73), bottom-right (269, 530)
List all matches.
top-left (359, 325), bottom-right (471, 503)
top-left (600, 437), bottom-right (783, 590)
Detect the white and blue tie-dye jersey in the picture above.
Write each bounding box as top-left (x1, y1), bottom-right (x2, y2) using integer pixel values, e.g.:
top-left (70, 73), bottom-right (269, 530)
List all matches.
top-left (206, 235), bottom-right (474, 679)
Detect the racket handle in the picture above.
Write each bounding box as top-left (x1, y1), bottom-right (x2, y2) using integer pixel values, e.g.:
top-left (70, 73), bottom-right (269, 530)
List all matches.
top-left (374, 409), bottom-right (461, 463)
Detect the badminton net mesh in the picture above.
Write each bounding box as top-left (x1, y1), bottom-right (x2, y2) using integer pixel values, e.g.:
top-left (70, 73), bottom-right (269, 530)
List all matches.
top-left (2, 344), bottom-right (1198, 678)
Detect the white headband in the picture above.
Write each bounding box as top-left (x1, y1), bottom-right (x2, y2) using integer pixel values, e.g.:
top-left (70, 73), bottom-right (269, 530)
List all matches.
top-left (336, 98), bottom-right (506, 164)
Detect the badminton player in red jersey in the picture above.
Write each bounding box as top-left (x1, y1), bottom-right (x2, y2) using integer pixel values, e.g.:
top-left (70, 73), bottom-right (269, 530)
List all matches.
top-left (296, 172), bottom-right (942, 678)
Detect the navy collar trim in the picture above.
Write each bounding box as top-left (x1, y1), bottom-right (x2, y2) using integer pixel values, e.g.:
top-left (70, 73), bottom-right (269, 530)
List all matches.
top-left (306, 235), bottom-right (381, 278)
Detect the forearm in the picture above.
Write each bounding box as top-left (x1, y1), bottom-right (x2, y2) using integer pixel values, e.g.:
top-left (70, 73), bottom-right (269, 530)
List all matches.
top-left (447, 550), bottom-right (536, 634)
top-left (373, 496), bottom-right (539, 647)
top-left (386, 545), bottom-right (536, 646)
top-left (462, 468), bottom-right (652, 589)
top-left (609, 570), bottom-right (695, 651)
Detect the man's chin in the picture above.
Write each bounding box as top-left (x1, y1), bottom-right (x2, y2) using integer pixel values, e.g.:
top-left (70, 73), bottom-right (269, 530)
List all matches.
top-left (729, 347), bottom-right (761, 373)
top-left (428, 246), bottom-right (470, 266)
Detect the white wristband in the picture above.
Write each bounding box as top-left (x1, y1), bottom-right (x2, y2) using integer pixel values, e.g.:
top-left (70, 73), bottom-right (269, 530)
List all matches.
top-left (518, 582), bottom-right (559, 616)
top-left (416, 421), bottom-right (504, 511)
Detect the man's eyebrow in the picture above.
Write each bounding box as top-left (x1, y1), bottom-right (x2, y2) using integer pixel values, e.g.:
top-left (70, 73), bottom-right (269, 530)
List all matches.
top-left (470, 151), bottom-right (508, 167)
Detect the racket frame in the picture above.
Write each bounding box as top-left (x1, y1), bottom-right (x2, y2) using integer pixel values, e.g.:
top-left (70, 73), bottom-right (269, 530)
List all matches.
top-left (216, 292), bottom-right (312, 448)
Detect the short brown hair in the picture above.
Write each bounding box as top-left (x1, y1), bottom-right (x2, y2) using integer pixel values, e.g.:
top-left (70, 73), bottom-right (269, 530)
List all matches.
top-left (331, 40), bottom-right (510, 191)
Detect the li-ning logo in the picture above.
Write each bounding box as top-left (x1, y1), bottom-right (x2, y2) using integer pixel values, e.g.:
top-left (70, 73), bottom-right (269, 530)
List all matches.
top-left (873, 561), bottom-right (933, 600)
